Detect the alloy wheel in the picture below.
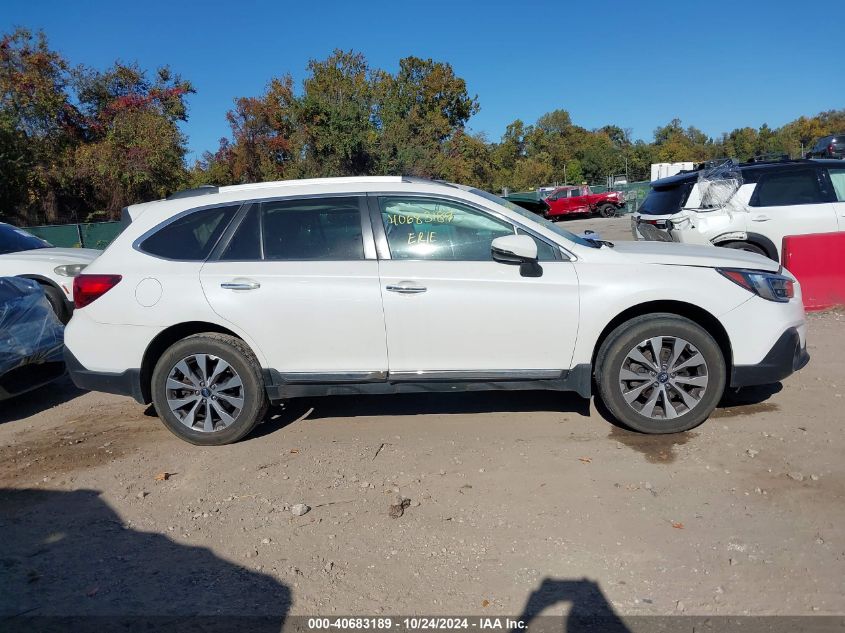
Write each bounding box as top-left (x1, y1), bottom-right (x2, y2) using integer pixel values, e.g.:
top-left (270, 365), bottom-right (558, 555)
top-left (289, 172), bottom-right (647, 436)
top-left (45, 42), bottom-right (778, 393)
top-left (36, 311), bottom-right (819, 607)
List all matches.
top-left (618, 336), bottom-right (709, 420)
top-left (165, 354), bottom-right (245, 433)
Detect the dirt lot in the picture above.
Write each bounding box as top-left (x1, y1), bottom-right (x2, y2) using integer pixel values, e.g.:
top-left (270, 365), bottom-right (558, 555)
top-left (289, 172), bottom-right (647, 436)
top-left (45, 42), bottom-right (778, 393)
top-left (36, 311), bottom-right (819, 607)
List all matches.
top-left (1, 215), bottom-right (844, 620)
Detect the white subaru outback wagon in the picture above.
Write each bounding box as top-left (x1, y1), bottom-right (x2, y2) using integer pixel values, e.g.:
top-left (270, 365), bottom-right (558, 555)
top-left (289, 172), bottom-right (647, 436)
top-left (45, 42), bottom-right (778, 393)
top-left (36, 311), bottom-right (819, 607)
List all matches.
top-left (65, 177), bottom-right (809, 445)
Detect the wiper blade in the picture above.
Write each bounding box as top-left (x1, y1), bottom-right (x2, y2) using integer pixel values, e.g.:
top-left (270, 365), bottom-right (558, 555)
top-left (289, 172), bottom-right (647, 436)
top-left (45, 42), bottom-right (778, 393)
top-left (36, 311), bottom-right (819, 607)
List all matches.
top-left (586, 238), bottom-right (614, 248)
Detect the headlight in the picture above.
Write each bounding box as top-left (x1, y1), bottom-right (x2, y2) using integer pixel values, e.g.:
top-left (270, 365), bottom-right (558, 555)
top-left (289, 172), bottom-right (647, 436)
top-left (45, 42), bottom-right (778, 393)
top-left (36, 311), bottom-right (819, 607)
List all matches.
top-left (54, 264), bottom-right (87, 277)
top-left (717, 268), bottom-right (794, 302)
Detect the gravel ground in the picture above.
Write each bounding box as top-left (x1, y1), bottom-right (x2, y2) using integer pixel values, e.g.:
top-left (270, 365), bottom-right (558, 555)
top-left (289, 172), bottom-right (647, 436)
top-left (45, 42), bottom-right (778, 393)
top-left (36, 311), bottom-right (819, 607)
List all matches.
top-left (1, 214), bottom-right (843, 620)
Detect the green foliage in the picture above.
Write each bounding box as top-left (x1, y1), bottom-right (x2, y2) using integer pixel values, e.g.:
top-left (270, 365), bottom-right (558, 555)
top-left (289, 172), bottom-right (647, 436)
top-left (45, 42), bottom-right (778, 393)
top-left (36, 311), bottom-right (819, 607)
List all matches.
top-left (0, 28), bottom-right (193, 223)
top-left (2, 27), bottom-right (844, 226)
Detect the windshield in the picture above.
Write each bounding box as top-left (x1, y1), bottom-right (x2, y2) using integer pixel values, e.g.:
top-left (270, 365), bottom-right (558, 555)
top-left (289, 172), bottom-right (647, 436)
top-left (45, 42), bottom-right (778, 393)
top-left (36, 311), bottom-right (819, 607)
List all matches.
top-left (465, 188), bottom-right (596, 248)
top-left (0, 224), bottom-right (52, 254)
top-left (638, 182), bottom-right (694, 216)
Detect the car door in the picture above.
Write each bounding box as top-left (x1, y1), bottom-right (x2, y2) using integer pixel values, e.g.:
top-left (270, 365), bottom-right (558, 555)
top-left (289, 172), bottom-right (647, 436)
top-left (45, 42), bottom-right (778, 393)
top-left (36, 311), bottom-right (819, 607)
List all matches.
top-left (200, 196), bottom-right (388, 379)
top-left (747, 167), bottom-right (838, 257)
top-left (371, 194), bottom-right (579, 376)
top-left (823, 166), bottom-right (845, 230)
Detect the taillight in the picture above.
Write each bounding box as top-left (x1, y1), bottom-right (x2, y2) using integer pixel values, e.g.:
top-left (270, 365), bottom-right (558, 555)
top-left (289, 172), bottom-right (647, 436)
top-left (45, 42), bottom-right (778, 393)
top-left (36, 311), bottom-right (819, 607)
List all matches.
top-left (73, 274), bottom-right (122, 309)
top-left (828, 144), bottom-right (835, 155)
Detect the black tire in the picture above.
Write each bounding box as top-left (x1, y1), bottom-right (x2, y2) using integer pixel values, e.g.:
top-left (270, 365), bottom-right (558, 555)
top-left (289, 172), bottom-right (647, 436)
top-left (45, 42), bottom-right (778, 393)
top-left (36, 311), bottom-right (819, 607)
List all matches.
top-left (151, 333), bottom-right (268, 446)
top-left (722, 241), bottom-right (768, 258)
top-left (41, 283), bottom-right (68, 323)
top-left (595, 314), bottom-right (726, 434)
top-left (598, 204), bottom-right (616, 218)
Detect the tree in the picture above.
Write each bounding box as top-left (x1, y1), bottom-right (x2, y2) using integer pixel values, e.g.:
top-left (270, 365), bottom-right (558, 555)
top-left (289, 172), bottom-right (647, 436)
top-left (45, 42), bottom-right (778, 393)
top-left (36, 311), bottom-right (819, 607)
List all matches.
top-left (296, 50), bottom-right (377, 177)
top-left (0, 28), bottom-right (194, 223)
top-left (0, 28), bottom-right (77, 222)
top-left (375, 56), bottom-right (478, 177)
top-left (70, 63), bottom-right (194, 217)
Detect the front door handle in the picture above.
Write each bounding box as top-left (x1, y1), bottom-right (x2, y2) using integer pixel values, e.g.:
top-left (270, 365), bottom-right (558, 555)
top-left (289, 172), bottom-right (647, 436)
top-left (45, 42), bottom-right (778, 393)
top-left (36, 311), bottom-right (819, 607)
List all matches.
top-left (386, 282), bottom-right (427, 294)
top-left (751, 214), bottom-right (771, 222)
top-left (221, 281), bottom-right (261, 290)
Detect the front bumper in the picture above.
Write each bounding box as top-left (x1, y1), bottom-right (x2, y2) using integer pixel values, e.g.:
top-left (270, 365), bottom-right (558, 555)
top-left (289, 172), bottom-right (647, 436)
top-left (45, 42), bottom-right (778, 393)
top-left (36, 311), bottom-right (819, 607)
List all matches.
top-left (64, 347), bottom-right (146, 404)
top-left (730, 327), bottom-right (809, 388)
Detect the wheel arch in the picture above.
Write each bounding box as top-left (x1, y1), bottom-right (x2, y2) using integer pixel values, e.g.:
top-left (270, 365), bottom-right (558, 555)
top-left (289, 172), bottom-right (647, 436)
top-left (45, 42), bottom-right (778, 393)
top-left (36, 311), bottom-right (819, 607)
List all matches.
top-left (18, 273), bottom-right (64, 294)
top-left (591, 300), bottom-right (733, 373)
top-left (714, 233), bottom-right (779, 261)
top-left (18, 274), bottom-right (70, 319)
top-left (139, 321), bottom-right (260, 404)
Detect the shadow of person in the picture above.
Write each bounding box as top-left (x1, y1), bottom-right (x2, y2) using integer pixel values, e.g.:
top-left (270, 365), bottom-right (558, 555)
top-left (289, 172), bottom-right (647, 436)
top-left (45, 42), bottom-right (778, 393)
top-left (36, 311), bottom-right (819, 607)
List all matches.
top-left (0, 376), bottom-right (85, 425)
top-left (0, 488), bottom-right (290, 631)
top-left (514, 577), bottom-right (630, 633)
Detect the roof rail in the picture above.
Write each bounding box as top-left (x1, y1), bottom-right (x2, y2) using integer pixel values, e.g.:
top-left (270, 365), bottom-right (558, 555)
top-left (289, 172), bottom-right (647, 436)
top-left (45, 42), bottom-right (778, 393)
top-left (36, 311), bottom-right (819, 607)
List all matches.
top-left (401, 176), bottom-right (457, 187)
top-left (744, 153), bottom-right (791, 164)
top-left (166, 185), bottom-right (219, 200)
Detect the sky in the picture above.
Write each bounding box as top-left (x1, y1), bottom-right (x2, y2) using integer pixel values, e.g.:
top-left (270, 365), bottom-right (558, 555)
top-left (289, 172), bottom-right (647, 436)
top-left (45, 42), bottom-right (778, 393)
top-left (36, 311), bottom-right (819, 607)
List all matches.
top-left (4, 0), bottom-right (844, 162)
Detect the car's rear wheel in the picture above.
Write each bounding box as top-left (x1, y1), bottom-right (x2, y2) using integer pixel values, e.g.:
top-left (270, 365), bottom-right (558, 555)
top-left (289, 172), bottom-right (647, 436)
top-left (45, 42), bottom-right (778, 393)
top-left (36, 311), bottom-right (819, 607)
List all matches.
top-left (151, 333), bottom-right (268, 445)
top-left (595, 314), bottom-right (726, 434)
top-left (598, 204), bottom-right (617, 218)
top-left (722, 241), bottom-right (769, 258)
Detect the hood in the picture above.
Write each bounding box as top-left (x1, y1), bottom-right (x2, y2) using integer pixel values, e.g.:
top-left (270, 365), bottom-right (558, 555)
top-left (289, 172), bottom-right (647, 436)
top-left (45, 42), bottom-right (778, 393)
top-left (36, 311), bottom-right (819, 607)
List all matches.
top-left (609, 240), bottom-right (780, 272)
top-left (1, 247), bottom-right (101, 264)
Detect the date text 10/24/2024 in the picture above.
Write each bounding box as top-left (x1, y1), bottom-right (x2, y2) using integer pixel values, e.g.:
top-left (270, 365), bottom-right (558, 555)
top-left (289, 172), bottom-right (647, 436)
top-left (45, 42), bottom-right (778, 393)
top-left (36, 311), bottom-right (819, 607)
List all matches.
top-left (307, 618), bottom-right (528, 630)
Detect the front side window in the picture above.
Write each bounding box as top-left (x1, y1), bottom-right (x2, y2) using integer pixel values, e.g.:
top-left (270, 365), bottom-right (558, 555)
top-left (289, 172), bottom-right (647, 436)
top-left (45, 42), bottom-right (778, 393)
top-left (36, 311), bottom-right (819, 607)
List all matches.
top-left (751, 169), bottom-right (825, 207)
top-left (261, 197), bottom-right (364, 261)
top-left (827, 169), bottom-right (845, 202)
top-left (380, 197), bottom-right (513, 261)
top-left (140, 205), bottom-right (239, 260)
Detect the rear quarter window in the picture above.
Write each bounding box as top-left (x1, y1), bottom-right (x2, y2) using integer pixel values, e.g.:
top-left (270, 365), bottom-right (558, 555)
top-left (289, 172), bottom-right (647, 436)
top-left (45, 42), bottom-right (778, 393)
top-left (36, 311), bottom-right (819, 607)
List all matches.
top-left (638, 182), bottom-right (694, 215)
top-left (139, 205), bottom-right (239, 260)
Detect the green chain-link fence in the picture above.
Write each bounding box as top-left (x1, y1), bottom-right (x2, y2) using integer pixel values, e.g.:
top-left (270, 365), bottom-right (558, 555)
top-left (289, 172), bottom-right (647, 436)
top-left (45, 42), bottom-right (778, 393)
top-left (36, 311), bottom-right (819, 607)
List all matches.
top-left (24, 221), bottom-right (123, 250)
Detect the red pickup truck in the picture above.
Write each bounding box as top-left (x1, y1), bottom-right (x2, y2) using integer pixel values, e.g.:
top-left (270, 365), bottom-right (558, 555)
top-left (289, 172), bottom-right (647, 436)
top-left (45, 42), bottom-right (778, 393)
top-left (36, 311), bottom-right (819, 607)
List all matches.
top-left (544, 185), bottom-right (626, 219)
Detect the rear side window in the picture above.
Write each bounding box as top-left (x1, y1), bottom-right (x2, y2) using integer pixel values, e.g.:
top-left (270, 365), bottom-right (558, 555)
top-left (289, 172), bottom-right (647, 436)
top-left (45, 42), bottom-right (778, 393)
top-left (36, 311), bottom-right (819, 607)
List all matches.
top-left (261, 197), bottom-right (364, 261)
top-left (750, 169), bottom-right (825, 207)
top-left (140, 205), bottom-right (238, 260)
top-left (638, 182), bottom-right (694, 216)
top-left (220, 205), bottom-right (261, 260)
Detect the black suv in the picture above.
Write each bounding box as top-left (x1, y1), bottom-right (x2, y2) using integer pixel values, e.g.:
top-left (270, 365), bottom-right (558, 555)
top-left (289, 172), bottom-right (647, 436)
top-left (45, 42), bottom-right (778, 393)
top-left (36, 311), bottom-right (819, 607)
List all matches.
top-left (806, 135), bottom-right (845, 159)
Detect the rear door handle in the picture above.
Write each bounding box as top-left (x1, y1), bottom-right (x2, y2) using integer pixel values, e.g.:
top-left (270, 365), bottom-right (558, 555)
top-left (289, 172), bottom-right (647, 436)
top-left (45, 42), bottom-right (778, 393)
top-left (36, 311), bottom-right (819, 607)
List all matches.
top-left (386, 282), bottom-right (427, 294)
top-left (221, 281), bottom-right (261, 290)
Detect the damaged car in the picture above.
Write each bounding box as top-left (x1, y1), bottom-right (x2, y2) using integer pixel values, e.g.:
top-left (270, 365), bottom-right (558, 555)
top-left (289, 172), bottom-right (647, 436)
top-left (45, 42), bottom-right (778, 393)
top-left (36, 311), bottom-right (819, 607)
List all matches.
top-left (0, 277), bottom-right (65, 401)
top-left (632, 159), bottom-right (845, 261)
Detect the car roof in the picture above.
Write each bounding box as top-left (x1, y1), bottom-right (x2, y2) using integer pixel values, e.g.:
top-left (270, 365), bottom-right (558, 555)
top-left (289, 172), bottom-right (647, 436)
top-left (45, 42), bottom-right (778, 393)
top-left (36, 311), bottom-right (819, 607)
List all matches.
top-left (122, 176), bottom-right (470, 224)
top-left (650, 158), bottom-right (843, 189)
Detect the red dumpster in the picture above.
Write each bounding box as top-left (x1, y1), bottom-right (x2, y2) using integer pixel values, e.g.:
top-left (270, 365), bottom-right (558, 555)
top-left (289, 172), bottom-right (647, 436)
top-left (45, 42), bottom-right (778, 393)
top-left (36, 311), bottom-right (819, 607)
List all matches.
top-left (782, 232), bottom-right (845, 311)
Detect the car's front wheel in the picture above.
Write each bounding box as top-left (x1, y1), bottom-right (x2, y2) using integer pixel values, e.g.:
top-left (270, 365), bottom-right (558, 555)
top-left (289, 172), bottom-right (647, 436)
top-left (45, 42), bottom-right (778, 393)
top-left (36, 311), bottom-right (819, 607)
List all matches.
top-left (151, 333), bottom-right (268, 445)
top-left (598, 203), bottom-right (617, 218)
top-left (41, 283), bottom-right (68, 323)
top-left (595, 314), bottom-right (726, 434)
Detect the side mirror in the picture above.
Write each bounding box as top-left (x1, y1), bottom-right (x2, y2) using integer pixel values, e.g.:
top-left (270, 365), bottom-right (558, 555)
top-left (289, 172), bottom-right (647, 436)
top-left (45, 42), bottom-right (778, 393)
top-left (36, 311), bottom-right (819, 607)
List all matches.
top-left (491, 234), bottom-right (543, 278)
